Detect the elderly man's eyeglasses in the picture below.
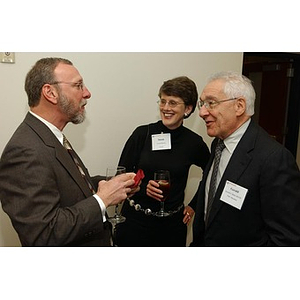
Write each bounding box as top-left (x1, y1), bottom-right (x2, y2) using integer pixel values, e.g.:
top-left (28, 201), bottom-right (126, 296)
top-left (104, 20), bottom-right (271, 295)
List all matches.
top-left (197, 97), bottom-right (238, 110)
top-left (157, 99), bottom-right (185, 108)
top-left (50, 81), bottom-right (85, 91)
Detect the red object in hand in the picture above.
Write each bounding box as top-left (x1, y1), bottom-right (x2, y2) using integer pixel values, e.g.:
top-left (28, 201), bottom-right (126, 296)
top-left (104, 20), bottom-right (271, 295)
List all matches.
top-left (132, 169), bottom-right (145, 188)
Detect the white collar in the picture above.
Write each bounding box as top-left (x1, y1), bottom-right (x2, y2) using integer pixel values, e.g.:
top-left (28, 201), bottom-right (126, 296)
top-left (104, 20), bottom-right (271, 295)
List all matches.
top-left (223, 119), bottom-right (251, 154)
top-left (29, 111), bottom-right (64, 145)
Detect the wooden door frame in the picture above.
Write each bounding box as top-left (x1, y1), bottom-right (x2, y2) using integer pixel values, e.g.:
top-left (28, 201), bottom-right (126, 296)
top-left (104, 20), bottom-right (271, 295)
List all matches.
top-left (243, 52), bottom-right (300, 158)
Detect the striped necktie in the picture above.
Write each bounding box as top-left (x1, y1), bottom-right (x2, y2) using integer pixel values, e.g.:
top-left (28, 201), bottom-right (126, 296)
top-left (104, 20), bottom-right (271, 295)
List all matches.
top-left (205, 139), bottom-right (226, 225)
top-left (63, 135), bottom-right (95, 194)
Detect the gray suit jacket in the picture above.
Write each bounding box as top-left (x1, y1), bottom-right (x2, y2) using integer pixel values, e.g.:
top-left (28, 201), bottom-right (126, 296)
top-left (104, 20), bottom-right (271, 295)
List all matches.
top-left (192, 119), bottom-right (300, 246)
top-left (0, 113), bottom-right (111, 246)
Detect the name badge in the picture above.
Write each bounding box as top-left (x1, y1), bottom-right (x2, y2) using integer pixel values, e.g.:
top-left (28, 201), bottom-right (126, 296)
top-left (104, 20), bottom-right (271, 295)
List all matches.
top-left (220, 180), bottom-right (248, 210)
top-left (152, 133), bottom-right (171, 151)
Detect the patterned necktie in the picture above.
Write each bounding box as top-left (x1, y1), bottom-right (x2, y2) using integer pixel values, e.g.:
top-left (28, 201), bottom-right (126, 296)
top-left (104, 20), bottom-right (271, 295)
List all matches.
top-left (205, 139), bottom-right (226, 225)
top-left (63, 135), bottom-right (95, 194)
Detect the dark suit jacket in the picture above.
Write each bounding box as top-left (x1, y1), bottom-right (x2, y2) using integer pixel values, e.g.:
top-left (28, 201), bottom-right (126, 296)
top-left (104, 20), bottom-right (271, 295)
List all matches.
top-left (0, 113), bottom-right (111, 246)
top-left (192, 119), bottom-right (300, 246)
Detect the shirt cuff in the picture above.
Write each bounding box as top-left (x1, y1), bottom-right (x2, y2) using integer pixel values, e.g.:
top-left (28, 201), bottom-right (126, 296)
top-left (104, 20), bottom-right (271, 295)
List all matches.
top-left (93, 194), bottom-right (107, 222)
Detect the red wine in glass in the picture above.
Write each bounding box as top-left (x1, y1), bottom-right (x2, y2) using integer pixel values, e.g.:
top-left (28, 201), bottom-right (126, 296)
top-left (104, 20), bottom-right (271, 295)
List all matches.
top-left (154, 170), bottom-right (170, 217)
top-left (156, 180), bottom-right (170, 202)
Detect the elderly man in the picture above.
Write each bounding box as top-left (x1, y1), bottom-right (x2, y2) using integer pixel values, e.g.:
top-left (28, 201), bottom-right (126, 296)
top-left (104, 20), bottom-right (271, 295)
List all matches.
top-left (192, 71), bottom-right (300, 246)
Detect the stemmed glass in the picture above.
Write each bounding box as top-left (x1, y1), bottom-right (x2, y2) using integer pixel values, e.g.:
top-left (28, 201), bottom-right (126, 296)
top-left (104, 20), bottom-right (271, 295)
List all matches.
top-left (154, 170), bottom-right (171, 217)
top-left (106, 166), bottom-right (127, 225)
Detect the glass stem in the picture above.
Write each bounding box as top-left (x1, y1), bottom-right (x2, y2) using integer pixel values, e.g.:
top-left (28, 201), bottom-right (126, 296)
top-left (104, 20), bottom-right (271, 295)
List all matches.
top-left (160, 201), bottom-right (164, 212)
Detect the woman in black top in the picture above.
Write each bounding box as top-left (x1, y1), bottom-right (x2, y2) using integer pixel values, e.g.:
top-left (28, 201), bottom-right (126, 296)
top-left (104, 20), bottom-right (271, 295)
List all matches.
top-left (116, 76), bottom-right (210, 246)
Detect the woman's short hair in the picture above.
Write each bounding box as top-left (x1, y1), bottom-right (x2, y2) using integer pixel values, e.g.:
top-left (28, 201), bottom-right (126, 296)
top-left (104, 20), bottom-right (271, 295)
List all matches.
top-left (158, 76), bottom-right (198, 118)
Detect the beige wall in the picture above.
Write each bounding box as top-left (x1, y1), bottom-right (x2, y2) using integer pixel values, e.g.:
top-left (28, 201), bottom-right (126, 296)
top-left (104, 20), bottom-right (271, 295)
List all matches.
top-left (0, 52), bottom-right (243, 246)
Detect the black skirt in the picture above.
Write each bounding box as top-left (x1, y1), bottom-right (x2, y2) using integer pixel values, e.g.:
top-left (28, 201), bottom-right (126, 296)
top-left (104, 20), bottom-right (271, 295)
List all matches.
top-left (115, 201), bottom-right (187, 247)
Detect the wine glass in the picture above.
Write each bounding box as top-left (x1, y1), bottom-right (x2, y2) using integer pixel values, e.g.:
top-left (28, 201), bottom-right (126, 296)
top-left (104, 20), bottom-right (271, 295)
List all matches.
top-left (106, 166), bottom-right (127, 225)
top-left (154, 170), bottom-right (171, 217)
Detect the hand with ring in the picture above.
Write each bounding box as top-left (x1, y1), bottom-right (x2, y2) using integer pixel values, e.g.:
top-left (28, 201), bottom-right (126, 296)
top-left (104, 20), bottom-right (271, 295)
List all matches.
top-left (183, 206), bottom-right (194, 225)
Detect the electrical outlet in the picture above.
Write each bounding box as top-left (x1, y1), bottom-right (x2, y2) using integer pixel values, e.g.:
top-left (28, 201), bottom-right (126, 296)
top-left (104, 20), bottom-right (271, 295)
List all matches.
top-left (1, 52), bottom-right (15, 63)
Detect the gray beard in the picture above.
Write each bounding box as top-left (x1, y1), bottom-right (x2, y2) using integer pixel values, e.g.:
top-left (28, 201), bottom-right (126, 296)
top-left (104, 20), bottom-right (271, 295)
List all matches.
top-left (58, 94), bottom-right (86, 124)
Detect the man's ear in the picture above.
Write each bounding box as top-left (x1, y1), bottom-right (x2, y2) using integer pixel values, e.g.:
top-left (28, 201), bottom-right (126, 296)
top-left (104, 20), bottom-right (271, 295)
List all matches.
top-left (42, 84), bottom-right (58, 104)
top-left (235, 97), bottom-right (246, 117)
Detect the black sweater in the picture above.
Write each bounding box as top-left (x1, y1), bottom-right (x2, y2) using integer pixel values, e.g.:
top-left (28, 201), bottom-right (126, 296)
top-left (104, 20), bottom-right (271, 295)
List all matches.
top-left (118, 121), bottom-right (210, 212)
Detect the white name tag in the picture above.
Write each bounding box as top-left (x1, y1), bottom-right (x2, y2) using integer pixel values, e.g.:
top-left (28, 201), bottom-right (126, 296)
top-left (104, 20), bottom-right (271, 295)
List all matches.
top-left (220, 180), bottom-right (248, 210)
top-left (152, 133), bottom-right (171, 151)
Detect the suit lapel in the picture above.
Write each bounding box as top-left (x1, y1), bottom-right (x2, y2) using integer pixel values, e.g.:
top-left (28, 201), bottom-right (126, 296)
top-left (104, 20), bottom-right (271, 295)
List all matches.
top-left (25, 113), bottom-right (93, 198)
top-left (206, 121), bottom-right (257, 227)
top-left (203, 140), bottom-right (217, 186)
top-left (194, 139), bottom-right (217, 226)
top-left (55, 145), bottom-right (93, 197)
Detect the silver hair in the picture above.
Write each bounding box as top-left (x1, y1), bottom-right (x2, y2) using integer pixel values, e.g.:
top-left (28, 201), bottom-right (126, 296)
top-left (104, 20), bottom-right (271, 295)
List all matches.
top-left (207, 71), bottom-right (256, 116)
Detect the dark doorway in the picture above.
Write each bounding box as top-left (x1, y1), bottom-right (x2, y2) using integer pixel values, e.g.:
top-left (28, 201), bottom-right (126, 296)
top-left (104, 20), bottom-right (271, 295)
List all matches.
top-left (243, 52), bottom-right (300, 158)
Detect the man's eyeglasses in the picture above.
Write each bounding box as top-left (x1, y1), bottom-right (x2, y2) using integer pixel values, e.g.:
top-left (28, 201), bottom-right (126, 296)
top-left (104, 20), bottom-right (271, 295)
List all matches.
top-left (157, 99), bottom-right (185, 108)
top-left (50, 81), bottom-right (85, 91)
top-left (197, 97), bottom-right (238, 110)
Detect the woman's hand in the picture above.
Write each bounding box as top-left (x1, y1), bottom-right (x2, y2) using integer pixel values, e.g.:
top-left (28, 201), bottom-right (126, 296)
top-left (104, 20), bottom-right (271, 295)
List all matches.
top-left (183, 206), bottom-right (194, 225)
top-left (146, 180), bottom-right (163, 202)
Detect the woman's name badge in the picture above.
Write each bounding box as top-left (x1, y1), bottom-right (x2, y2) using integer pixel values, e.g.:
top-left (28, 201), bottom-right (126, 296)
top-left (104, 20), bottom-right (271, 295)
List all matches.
top-left (220, 180), bottom-right (248, 210)
top-left (152, 133), bottom-right (171, 151)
